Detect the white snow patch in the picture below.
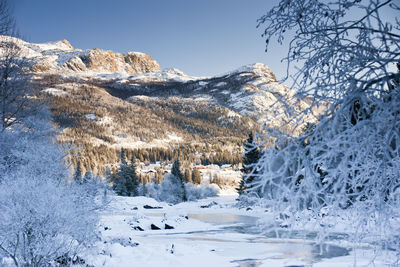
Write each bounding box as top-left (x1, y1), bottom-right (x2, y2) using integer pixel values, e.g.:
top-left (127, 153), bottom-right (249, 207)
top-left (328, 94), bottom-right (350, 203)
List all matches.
top-left (217, 63), bottom-right (273, 78)
top-left (198, 81), bottom-right (208, 86)
top-left (97, 73), bottom-right (129, 80)
top-left (227, 110), bottom-right (240, 118)
top-left (128, 68), bottom-right (201, 83)
top-left (215, 81), bottom-right (227, 87)
top-left (85, 114), bottom-right (96, 120)
top-left (167, 134), bottom-right (183, 142)
top-left (193, 95), bottom-right (212, 102)
top-left (97, 116), bottom-right (113, 125)
top-left (40, 88), bottom-right (67, 96)
top-left (220, 90), bottom-right (230, 95)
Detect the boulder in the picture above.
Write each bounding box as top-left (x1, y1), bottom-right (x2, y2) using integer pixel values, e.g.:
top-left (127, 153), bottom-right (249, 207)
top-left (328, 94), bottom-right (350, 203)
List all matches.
top-left (164, 224), bottom-right (174, 230)
top-left (150, 224), bottom-right (161, 230)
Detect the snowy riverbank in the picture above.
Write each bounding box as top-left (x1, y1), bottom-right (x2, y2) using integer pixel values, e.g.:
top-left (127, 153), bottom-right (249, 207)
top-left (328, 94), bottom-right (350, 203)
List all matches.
top-left (82, 195), bottom-right (397, 266)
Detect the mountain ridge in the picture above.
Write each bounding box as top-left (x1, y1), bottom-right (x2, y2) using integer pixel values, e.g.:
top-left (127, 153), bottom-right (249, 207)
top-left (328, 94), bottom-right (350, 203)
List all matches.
top-left (0, 35), bottom-right (161, 75)
top-left (0, 36), bottom-right (317, 172)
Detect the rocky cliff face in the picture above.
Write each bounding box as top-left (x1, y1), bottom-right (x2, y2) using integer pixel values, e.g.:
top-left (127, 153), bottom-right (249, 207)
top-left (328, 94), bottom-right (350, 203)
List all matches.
top-left (124, 52), bottom-right (161, 74)
top-left (76, 49), bottom-right (161, 74)
top-left (0, 35), bottom-right (161, 75)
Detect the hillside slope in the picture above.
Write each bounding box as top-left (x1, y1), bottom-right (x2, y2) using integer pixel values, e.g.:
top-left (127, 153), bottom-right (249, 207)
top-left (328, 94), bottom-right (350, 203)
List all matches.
top-left (0, 36), bottom-right (316, 172)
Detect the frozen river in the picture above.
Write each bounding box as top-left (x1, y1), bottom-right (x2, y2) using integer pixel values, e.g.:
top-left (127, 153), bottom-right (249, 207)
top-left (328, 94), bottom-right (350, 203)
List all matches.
top-left (92, 195), bottom-right (394, 266)
top-left (143, 212), bottom-right (350, 267)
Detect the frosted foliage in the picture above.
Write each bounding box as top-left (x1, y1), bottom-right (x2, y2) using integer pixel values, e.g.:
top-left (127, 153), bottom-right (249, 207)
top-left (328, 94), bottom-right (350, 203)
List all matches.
top-left (159, 173), bottom-right (185, 204)
top-left (0, 114), bottom-right (98, 266)
top-left (258, 0), bottom-right (400, 101)
top-left (0, 109), bottom-right (66, 180)
top-left (0, 176), bottom-right (98, 266)
top-left (184, 183), bottom-right (218, 202)
top-left (145, 176), bottom-right (218, 204)
top-left (251, 0), bottom-right (400, 263)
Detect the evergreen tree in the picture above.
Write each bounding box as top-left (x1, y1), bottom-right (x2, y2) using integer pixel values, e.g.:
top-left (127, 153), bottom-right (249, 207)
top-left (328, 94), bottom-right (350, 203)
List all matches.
top-left (112, 150), bottom-right (140, 197)
top-left (171, 158), bottom-right (187, 202)
top-left (140, 180), bottom-right (147, 196)
top-left (237, 132), bottom-right (261, 195)
top-left (125, 155), bottom-right (139, 196)
top-left (112, 148), bottom-right (128, 196)
top-left (120, 147), bottom-right (127, 165)
top-left (74, 160), bottom-right (82, 183)
top-left (83, 170), bottom-right (93, 183)
top-left (113, 169), bottom-right (126, 196)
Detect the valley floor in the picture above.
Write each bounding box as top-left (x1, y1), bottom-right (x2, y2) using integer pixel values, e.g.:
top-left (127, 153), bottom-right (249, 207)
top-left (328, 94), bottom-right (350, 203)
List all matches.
top-left (85, 195), bottom-right (397, 267)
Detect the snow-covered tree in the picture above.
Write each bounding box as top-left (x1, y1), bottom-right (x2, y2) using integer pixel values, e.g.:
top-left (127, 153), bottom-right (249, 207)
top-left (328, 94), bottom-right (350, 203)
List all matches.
top-left (154, 159), bottom-right (189, 204)
top-left (73, 160), bottom-right (83, 183)
top-left (0, 108), bottom-right (99, 266)
top-left (83, 170), bottom-right (93, 183)
top-left (158, 173), bottom-right (186, 204)
top-left (252, 0), bottom-right (400, 262)
top-left (184, 182), bottom-right (218, 201)
top-left (0, 2), bottom-right (38, 132)
top-left (0, 4), bottom-right (99, 263)
top-left (153, 173), bottom-right (217, 204)
top-left (171, 158), bottom-right (187, 202)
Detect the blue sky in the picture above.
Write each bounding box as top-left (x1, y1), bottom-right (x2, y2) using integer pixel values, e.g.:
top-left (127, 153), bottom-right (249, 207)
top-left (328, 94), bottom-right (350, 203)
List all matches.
top-left (11, 0), bottom-right (286, 78)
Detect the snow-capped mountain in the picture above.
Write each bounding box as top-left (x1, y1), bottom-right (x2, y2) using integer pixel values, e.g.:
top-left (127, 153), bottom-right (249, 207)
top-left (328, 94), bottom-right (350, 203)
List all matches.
top-left (0, 35), bottom-right (161, 75)
top-left (0, 36), bottom-right (317, 170)
top-left (0, 36), bottom-right (312, 126)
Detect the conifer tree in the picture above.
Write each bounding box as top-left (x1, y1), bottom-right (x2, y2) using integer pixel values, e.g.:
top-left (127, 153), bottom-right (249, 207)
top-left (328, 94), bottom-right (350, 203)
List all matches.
top-left (171, 158), bottom-right (187, 202)
top-left (112, 150), bottom-right (140, 197)
top-left (113, 171), bottom-right (126, 196)
top-left (125, 155), bottom-right (139, 196)
top-left (112, 148), bottom-right (128, 195)
top-left (120, 147), bottom-right (127, 165)
top-left (140, 180), bottom-right (147, 196)
top-left (237, 132), bottom-right (261, 195)
top-left (83, 170), bottom-right (93, 183)
top-left (74, 160), bottom-right (82, 183)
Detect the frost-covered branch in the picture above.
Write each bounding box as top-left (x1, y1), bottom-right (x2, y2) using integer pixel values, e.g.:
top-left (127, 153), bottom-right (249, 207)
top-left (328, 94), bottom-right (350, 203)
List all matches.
top-left (251, 0), bottom-right (400, 264)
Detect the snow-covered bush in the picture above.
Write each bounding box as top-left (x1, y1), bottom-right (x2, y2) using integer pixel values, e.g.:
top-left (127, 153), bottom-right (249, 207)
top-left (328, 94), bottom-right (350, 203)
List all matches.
top-left (144, 182), bottom-right (161, 200)
top-left (0, 110), bottom-right (99, 266)
top-left (250, 0), bottom-right (400, 263)
top-left (0, 174), bottom-right (98, 266)
top-left (184, 182), bottom-right (218, 201)
top-left (144, 175), bottom-right (218, 204)
top-left (158, 173), bottom-right (186, 204)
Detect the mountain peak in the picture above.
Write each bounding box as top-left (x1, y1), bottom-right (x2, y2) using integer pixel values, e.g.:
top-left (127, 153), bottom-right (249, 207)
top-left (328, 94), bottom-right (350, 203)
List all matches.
top-left (226, 63), bottom-right (276, 80)
top-left (0, 36), bottom-right (161, 75)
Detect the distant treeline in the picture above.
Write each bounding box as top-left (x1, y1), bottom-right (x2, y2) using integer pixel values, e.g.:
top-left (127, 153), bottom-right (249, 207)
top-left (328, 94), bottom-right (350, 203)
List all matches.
top-left (68, 142), bottom-right (242, 175)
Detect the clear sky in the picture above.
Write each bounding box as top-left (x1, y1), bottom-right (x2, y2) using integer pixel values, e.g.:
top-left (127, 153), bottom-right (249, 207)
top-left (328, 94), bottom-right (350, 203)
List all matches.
top-left (11, 0), bottom-right (287, 78)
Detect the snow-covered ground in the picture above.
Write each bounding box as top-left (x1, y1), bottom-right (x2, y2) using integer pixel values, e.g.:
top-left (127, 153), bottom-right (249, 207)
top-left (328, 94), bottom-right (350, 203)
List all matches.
top-left (83, 195), bottom-right (396, 267)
